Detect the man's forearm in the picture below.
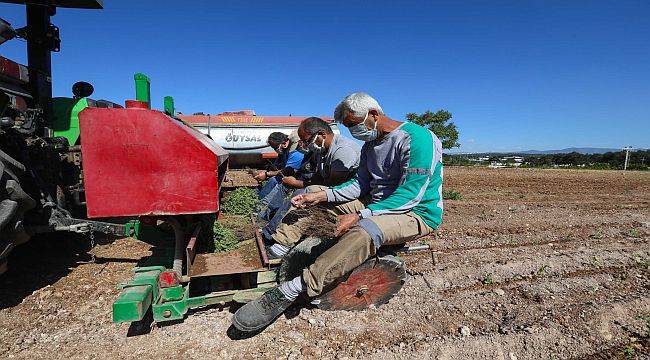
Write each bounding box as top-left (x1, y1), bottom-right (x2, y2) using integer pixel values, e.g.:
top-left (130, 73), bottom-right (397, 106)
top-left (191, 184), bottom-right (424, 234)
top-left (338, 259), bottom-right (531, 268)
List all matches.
top-left (266, 170), bottom-right (281, 177)
top-left (314, 190), bottom-right (328, 203)
top-left (323, 171), bottom-right (351, 187)
top-left (280, 167), bottom-right (297, 177)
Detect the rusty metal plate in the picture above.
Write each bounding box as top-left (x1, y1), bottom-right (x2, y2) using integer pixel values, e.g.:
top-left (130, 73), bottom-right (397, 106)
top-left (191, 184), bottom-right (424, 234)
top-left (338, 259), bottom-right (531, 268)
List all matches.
top-left (185, 225), bottom-right (200, 278)
top-left (250, 214), bottom-right (272, 267)
top-left (222, 170), bottom-right (259, 188)
top-left (190, 239), bottom-right (265, 277)
top-left (315, 255), bottom-right (406, 311)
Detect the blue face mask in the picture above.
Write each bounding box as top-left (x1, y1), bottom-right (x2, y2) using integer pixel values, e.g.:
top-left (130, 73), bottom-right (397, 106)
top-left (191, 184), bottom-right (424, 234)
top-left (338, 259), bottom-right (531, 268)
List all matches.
top-left (348, 111), bottom-right (377, 142)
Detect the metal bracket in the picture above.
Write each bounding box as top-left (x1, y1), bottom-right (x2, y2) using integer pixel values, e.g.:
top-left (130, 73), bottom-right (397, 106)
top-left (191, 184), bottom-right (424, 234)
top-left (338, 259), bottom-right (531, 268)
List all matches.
top-left (124, 220), bottom-right (140, 238)
top-left (66, 223), bottom-right (90, 233)
top-left (51, 217), bottom-right (127, 236)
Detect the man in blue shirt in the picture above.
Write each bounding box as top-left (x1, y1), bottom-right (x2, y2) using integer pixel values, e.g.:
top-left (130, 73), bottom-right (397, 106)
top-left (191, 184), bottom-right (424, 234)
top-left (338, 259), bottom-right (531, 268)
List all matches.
top-left (255, 131), bottom-right (305, 220)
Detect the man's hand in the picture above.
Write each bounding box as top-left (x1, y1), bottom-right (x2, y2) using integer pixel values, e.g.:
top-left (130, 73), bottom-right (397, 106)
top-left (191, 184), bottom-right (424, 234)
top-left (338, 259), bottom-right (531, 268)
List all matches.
top-left (254, 170), bottom-right (267, 181)
top-left (291, 191), bottom-right (327, 208)
top-left (335, 213), bottom-right (359, 237)
top-left (282, 176), bottom-right (303, 188)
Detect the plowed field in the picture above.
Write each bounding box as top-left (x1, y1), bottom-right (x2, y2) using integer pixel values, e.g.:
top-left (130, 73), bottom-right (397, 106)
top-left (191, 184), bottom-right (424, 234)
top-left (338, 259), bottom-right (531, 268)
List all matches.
top-left (1, 167), bottom-right (648, 359)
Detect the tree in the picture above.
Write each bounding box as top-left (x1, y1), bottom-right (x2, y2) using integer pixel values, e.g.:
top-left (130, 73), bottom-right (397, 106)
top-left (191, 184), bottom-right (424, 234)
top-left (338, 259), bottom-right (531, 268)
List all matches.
top-left (405, 110), bottom-right (459, 149)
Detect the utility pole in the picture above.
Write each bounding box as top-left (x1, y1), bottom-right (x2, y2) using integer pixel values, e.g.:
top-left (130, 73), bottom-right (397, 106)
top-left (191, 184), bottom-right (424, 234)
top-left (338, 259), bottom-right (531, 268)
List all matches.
top-left (623, 146), bottom-right (633, 171)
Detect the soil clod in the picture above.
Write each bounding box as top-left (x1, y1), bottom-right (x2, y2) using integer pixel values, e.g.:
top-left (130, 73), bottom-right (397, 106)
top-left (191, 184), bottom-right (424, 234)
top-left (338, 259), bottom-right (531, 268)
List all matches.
top-left (283, 206), bottom-right (338, 239)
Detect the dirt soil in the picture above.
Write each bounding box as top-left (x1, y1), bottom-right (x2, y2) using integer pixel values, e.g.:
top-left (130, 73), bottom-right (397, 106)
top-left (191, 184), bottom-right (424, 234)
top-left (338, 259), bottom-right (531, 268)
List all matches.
top-left (219, 215), bottom-right (257, 240)
top-left (223, 169), bottom-right (260, 188)
top-left (1, 167), bottom-right (649, 359)
top-left (284, 206), bottom-right (339, 239)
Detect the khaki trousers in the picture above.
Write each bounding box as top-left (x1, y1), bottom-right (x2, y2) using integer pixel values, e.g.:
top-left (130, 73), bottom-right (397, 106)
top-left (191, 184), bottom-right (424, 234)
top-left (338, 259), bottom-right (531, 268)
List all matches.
top-left (272, 185), bottom-right (433, 297)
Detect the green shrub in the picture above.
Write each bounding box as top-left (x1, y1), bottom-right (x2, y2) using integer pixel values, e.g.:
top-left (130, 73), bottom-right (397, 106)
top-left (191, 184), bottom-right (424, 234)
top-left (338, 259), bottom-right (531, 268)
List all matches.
top-left (622, 345), bottom-right (635, 358)
top-left (222, 187), bottom-right (258, 215)
top-left (591, 162), bottom-right (611, 170)
top-left (196, 216), bottom-right (240, 253)
top-left (212, 221), bottom-right (239, 252)
top-left (443, 189), bottom-right (462, 200)
top-left (482, 274), bottom-right (494, 285)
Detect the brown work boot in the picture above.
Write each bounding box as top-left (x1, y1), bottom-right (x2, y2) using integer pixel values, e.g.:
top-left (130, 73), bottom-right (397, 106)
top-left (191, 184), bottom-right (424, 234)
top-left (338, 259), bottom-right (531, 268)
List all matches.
top-left (231, 287), bottom-right (293, 332)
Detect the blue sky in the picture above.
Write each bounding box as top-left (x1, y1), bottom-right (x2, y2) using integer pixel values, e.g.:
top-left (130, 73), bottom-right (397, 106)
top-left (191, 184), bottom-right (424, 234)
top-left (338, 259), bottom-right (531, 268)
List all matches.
top-left (1, 1), bottom-right (648, 152)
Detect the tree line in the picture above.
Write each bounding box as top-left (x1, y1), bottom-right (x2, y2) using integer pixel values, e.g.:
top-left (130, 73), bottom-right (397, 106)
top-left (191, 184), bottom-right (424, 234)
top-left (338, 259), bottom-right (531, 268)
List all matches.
top-left (404, 110), bottom-right (647, 171)
top-left (521, 150), bottom-right (648, 170)
top-left (444, 150), bottom-right (649, 171)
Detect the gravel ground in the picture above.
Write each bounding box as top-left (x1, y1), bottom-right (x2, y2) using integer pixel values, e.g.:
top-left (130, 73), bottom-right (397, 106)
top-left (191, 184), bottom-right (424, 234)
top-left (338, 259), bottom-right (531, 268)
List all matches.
top-left (1, 167), bottom-right (648, 359)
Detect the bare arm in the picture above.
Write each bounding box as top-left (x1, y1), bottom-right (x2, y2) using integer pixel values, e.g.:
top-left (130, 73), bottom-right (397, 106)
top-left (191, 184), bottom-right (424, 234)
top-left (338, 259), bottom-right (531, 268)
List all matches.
top-left (291, 190), bottom-right (328, 208)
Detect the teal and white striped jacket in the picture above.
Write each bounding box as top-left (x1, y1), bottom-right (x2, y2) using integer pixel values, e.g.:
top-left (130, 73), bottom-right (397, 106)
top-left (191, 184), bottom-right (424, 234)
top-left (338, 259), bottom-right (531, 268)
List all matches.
top-left (324, 122), bottom-right (443, 230)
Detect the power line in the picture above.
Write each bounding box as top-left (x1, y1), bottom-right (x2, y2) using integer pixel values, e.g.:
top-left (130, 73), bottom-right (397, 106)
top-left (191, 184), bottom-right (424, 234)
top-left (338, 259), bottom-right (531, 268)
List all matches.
top-left (623, 146), bottom-right (633, 171)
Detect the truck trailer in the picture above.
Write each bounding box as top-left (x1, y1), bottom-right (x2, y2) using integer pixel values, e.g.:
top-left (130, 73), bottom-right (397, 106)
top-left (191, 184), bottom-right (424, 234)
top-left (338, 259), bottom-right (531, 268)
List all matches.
top-left (178, 112), bottom-right (340, 168)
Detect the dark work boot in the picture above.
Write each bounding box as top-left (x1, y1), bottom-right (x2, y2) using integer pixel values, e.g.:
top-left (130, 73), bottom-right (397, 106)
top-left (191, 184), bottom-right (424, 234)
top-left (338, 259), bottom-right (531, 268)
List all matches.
top-left (232, 287), bottom-right (293, 332)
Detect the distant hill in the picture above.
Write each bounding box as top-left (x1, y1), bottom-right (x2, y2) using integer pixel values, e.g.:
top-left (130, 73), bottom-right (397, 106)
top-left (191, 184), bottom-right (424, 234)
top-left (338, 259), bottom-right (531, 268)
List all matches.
top-left (445, 147), bottom-right (650, 155)
top-left (520, 147), bottom-right (624, 155)
top-left (447, 147), bottom-right (648, 155)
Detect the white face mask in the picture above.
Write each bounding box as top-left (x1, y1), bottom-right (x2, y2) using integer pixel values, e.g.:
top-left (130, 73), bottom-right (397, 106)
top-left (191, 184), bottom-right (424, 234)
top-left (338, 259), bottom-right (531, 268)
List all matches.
top-left (348, 111), bottom-right (377, 142)
top-left (307, 134), bottom-right (325, 154)
top-left (274, 141), bottom-right (289, 154)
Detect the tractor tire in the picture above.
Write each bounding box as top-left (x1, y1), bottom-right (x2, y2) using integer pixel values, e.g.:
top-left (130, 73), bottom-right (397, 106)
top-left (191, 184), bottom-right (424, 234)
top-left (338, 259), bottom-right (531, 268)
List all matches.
top-left (0, 160), bottom-right (35, 275)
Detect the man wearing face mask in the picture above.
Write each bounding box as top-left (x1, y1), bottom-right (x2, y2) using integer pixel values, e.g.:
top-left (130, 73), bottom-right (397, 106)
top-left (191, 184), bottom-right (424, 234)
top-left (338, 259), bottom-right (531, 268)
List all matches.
top-left (262, 117), bottom-right (360, 253)
top-left (254, 131), bottom-right (304, 208)
top-left (282, 117), bottom-right (360, 188)
top-left (232, 92), bottom-right (444, 333)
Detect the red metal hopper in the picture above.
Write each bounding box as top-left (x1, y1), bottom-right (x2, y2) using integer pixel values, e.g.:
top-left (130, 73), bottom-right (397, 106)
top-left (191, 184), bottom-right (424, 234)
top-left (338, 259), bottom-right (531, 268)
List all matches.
top-left (79, 102), bottom-right (228, 218)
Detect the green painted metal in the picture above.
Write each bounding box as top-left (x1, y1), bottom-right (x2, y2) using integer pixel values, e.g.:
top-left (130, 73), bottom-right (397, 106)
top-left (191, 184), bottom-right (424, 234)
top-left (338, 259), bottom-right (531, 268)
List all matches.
top-left (152, 287), bottom-right (236, 322)
top-left (152, 288), bottom-right (189, 322)
top-left (111, 233), bottom-right (279, 324)
top-left (232, 285), bottom-right (273, 304)
top-left (185, 292), bottom-right (234, 308)
top-left (133, 73), bottom-right (151, 105)
top-left (124, 220), bottom-right (140, 238)
top-left (163, 96), bottom-right (175, 116)
top-left (160, 285), bottom-right (184, 302)
top-left (112, 266), bottom-right (165, 323)
top-left (112, 285), bottom-right (152, 323)
top-left (51, 97), bottom-right (89, 145)
top-left (113, 269), bottom-right (280, 323)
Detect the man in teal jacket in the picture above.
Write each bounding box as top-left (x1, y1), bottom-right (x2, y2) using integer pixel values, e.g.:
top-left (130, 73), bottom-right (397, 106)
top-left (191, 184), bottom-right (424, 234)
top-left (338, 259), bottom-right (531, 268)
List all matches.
top-left (233, 92), bottom-right (444, 332)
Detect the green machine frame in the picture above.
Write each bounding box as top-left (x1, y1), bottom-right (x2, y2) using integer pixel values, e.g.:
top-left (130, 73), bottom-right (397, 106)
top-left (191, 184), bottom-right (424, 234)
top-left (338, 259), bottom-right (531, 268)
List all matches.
top-left (113, 265), bottom-right (276, 323)
top-left (112, 219), bottom-right (278, 324)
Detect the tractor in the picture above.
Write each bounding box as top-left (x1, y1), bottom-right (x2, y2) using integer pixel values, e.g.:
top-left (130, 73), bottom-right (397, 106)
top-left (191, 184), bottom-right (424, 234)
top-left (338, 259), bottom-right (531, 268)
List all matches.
top-left (1, 0), bottom-right (119, 274)
top-left (0, 0), bottom-right (228, 276)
